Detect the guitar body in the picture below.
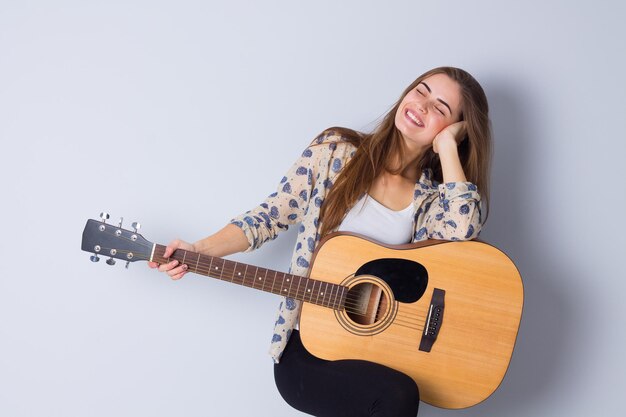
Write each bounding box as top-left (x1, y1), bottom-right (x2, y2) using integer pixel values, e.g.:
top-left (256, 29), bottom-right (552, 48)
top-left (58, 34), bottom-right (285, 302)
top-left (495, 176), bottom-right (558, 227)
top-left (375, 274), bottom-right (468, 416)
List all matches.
top-left (299, 233), bottom-right (523, 409)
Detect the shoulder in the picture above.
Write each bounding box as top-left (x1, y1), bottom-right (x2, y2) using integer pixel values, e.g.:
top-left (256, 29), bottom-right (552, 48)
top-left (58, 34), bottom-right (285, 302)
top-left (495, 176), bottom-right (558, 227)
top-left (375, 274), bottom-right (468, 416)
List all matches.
top-left (297, 127), bottom-right (359, 164)
top-left (308, 127), bottom-right (360, 149)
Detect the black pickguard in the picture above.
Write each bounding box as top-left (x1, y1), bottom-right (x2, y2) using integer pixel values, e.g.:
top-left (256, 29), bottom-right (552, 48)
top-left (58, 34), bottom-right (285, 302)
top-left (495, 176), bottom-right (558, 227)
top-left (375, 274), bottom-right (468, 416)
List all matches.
top-left (355, 258), bottom-right (428, 303)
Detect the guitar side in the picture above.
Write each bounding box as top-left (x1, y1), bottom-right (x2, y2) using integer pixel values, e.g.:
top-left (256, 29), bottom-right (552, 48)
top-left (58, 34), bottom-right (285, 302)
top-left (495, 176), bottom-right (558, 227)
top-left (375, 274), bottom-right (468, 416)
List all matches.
top-left (299, 234), bottom-right (524, 409)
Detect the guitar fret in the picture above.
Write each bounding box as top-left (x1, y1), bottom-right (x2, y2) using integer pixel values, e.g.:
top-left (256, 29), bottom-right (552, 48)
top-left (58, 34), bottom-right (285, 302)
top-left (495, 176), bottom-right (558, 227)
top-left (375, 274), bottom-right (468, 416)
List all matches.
top-left (295, 276), bottom-right (302, 301)
top-left (336, 285), bottom-right (343, 310)
top-left (257, 268), bottom-right (263, 290)
top-left (270, 270), bottom-right (277, 295)
top-left (316, 281), bottom-right (322, 305)
top-left (243, 264), bottom-right (249, 287)
top-left (287, 273), bottom-right (294, 297)
top-left (317, 281), bottom-right (322, 305)
top-left (328, 284), bottom-right (336, 309)
top-left (189, 253), bottom-right (200, 271)
top-left (304, 280), bottom-right (310, 302)
top-left (231, 261), bottom-right (237, 283)
top-left (215, 258), bottom-right (224, 280)
top-left (306, 279), bottom-right (313, 302)
top-left (326, 284), bottom-right (332, 309)
top-left (253, 266), bottom-right (260, 289)
top-left (309, 280), bottom-right (317, 303)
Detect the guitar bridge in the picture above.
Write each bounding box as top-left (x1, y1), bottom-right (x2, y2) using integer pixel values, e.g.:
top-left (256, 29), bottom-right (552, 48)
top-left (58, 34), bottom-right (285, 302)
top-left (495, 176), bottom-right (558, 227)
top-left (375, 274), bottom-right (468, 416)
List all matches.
top-left (419, 288), bottom-right (445, 352)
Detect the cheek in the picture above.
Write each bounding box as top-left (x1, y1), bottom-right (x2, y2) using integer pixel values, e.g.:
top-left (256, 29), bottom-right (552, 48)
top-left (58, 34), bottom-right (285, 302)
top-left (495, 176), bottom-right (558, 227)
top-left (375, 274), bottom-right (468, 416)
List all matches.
top-left (428, 118), bottom-right (448, 135)
top-left (394, 106), bottom-right (407, 131)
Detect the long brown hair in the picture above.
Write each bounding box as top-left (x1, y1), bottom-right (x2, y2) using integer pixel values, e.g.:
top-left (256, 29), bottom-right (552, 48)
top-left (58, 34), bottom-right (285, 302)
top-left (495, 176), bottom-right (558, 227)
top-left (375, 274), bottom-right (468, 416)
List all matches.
top-left (318, 66), bottom-right (492, 238)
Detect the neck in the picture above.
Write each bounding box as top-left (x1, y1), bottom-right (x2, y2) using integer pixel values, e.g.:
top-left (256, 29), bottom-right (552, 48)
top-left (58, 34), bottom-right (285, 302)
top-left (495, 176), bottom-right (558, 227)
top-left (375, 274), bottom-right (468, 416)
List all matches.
top-left (150, 244), bottom-right (348, 310)
top-left (386, 147), bottom-right (425, 183)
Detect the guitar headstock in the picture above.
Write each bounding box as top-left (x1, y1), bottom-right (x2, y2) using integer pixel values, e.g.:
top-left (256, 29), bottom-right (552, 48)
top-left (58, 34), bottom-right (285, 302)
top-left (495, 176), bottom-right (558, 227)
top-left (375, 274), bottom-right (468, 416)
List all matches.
top-left (81, 212), bottom-right (154, 268)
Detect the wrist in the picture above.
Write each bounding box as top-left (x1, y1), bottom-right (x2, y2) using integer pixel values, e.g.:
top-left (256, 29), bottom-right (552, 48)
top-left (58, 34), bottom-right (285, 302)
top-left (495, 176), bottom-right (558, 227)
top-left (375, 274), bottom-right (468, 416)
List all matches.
top-left (192, 238), bottom-right (211, 256)
top-left (438, 145), bottom-right (466, 183)
top-left (435, 139), bottom-right (459, 157)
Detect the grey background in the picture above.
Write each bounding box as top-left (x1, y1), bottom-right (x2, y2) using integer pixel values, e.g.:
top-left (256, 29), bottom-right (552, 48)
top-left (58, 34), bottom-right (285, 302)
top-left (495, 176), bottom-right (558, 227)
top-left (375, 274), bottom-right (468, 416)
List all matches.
top-left (1, 0), bottom-right (625, 416)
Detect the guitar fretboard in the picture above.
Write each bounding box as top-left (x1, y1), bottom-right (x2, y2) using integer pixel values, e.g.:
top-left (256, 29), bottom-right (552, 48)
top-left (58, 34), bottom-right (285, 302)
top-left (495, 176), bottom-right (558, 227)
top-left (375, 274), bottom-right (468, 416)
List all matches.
top-left (152, 244), bottom-right (347, 310)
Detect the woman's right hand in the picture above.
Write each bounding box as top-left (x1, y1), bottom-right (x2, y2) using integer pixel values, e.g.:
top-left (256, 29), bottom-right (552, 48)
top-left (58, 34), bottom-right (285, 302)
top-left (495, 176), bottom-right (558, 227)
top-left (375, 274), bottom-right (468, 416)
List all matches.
top-left (147, 239), bottom-right (196, 280)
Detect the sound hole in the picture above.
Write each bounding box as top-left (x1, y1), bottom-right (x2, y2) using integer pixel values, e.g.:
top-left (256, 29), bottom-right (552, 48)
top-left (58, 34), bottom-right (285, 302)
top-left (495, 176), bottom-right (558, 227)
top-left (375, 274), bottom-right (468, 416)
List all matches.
top-left (345, 282), bottom-right (389, 325)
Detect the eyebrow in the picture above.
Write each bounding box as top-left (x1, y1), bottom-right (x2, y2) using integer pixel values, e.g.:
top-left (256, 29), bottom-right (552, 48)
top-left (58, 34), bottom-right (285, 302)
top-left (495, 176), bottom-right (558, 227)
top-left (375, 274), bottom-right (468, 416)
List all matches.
top-left (419, 82), bottom-right (453, 115)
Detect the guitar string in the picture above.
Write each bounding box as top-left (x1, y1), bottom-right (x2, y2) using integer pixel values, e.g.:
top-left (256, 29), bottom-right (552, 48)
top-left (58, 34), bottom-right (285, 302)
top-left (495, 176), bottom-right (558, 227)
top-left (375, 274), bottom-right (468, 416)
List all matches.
top-left (94, 238), bottom-right (429, 325)
top-left (94, 229), bottom-right (425, 311)
top-left (149, 252), bottom-right (429, 322)
top-left (149, 247), bottom-right (429, 315)
top-left (93, 231), bottom-right (430, 324)
top-left (93, 230), bottom-right (401, 310)
top-left (183, 263), bottom-right (430, 323)
top-left (94, 234), bottom-right (430, 323)
top-left (120, 255), bottom-right (429, 330)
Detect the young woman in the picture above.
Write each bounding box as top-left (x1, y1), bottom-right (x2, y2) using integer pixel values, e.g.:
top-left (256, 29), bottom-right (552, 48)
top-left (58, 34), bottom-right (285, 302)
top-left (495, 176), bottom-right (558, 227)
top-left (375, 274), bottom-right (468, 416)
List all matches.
top-left (148, 66), bottom-right (492, 417)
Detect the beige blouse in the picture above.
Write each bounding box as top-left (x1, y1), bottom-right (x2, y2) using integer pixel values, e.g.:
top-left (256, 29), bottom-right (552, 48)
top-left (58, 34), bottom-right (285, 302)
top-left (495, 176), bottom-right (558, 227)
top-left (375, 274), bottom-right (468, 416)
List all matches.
top-left (230, 130), bottom-right (483, 363)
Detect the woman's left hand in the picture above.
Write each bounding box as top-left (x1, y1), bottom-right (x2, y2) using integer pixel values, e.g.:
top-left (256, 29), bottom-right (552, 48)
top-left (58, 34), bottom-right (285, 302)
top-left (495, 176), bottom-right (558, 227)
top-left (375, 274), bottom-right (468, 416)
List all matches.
top-left (432, 121), bottom-right (467, 154)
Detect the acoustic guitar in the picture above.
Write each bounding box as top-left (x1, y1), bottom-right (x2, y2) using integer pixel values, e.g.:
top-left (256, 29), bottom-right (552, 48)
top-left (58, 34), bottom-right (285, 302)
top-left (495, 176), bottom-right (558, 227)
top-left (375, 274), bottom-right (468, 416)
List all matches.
top-left (81, 214), bottom-right (523, 409)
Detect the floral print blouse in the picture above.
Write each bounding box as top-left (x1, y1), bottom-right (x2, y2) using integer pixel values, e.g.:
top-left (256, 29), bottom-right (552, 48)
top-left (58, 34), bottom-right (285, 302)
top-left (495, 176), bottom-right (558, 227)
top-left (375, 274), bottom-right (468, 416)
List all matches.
top-left (230, 130), bottom-right (483, 363)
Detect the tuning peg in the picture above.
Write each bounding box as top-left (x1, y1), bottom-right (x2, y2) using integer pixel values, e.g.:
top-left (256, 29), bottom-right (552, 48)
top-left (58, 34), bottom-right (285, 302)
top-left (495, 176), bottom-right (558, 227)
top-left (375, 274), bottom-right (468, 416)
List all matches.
top-left (118, 217), bottom-right (124, 228)
top-left (90, 254), bottom-right (100, 262)
top-left (132, 222), bottom-right (141, 233)
top-left (106, 257), bottom-right (116, 266)
top-left (125, 261), bottom-right (131, 269)
top-left (100, 212), bottom-right (110, 223)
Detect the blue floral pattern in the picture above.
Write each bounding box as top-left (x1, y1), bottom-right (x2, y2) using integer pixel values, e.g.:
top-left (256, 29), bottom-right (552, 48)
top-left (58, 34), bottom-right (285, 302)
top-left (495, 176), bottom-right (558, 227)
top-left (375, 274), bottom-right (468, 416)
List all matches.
top-left (230, 129), bottom-right (483, 363)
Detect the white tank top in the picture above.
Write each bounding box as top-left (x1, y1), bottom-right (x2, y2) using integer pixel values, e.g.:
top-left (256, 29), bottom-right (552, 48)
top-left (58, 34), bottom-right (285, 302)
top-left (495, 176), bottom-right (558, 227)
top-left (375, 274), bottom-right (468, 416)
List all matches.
top-left (337, 194), bottom-right (414, 245)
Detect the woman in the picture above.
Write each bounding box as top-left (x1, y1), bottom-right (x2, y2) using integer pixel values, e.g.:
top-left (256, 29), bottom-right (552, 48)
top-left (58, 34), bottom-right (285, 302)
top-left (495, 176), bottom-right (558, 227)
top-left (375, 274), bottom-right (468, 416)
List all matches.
top-left (149, 66), bottom-right (492, 416)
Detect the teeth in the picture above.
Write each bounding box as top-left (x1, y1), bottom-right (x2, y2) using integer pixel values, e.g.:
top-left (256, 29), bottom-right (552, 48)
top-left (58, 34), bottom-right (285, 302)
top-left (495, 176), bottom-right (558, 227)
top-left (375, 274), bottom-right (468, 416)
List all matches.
top-left (406, 110), bottom-right (423, 127)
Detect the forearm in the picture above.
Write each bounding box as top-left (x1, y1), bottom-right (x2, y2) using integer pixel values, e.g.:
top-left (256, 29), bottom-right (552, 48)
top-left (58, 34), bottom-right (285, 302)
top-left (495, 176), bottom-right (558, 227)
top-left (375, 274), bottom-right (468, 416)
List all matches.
top-left (193, 223), bottom-right (250, 258)
top-left (437, 142), bottom-right (467, 183)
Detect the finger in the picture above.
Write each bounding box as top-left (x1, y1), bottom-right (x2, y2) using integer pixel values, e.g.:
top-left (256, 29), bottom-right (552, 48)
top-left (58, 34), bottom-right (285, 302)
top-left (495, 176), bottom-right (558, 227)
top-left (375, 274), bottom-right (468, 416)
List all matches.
top-left (163, 245), bottom-right (175, 258)
top-left (170, 264), bottom-right (188, 280)
top-left (171, 271), bottom-right (187, 280)
top-left (164, 239), bottom-right (185, 258)
top-left (158, 260), bottom-right (179, 272)
top-left (167, 264), bottom-right (188, 277)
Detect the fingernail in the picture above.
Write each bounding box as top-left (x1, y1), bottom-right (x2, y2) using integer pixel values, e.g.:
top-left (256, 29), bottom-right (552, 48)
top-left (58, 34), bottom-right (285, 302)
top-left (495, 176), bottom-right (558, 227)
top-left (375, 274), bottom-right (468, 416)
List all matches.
top-left (182, 265), bottom-right (188, 271)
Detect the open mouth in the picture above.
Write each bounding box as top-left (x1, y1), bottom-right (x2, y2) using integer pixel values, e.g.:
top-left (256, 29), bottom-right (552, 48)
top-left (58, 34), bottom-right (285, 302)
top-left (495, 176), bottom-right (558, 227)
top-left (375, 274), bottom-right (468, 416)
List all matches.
top-left (405, 109), bottom-right (424, 127)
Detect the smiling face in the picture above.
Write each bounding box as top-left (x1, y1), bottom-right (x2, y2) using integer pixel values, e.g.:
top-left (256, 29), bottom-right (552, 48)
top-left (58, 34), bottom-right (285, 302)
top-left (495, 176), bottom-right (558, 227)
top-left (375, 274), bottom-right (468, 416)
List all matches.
top-left (394, 73), bottom-right (464, 153)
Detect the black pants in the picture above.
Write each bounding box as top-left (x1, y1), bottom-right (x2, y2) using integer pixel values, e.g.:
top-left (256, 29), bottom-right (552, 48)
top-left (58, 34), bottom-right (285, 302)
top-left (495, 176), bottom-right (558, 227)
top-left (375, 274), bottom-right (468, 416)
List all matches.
top-left (274, 330), bottom-right (419, 417)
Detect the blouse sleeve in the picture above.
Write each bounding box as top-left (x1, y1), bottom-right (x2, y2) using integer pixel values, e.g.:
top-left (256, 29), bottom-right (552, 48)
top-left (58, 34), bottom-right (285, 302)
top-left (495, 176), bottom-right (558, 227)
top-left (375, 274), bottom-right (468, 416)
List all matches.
top-left (423, 182), bottom-right (483, 241)
top-left (229, 142), bottom-right (321, 252)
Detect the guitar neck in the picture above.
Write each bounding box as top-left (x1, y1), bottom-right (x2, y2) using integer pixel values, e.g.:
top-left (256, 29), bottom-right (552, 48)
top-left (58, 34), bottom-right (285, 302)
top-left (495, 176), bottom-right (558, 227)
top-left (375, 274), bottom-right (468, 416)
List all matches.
top-left (150, 244), bottom-right (347, 310)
